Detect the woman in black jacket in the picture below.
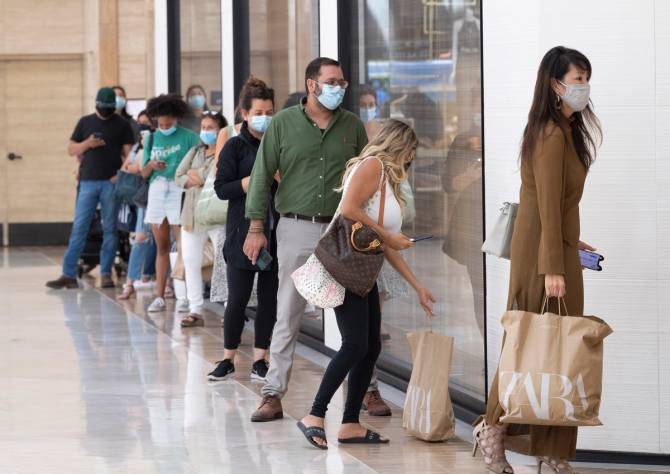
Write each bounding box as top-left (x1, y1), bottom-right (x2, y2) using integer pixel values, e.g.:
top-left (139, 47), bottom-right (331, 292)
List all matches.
top-left (209, 77), bottom-right (278, 382)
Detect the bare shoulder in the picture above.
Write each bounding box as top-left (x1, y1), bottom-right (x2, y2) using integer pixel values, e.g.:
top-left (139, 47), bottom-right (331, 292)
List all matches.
top-left (355, 156), bottom-right (384, 180)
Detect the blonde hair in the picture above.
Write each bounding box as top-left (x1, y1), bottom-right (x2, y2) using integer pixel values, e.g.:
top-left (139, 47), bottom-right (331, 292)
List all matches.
top-left (338, 119), bottom-right (418, 208)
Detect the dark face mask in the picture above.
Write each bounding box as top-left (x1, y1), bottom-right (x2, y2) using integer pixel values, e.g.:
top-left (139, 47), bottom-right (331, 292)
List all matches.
top-left (96, 107), bottom-right (115, 119)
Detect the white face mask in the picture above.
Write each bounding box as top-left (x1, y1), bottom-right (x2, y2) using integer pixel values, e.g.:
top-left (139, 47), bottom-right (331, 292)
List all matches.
top-left (558, 80), bottom-right (590, 112)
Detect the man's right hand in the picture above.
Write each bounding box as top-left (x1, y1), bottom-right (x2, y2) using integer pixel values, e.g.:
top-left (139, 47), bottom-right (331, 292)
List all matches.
top-left (243, 230), bottom-right (268, 265)
top-left (86, 134), bottom-right (106, 149)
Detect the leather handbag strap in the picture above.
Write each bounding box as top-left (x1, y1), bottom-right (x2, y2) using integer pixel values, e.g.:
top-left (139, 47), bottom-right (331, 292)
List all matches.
top-left (378, 166), bottom-right (386, 228)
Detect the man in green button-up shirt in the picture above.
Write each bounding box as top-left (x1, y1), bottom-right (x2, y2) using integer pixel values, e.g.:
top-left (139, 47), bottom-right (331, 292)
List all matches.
top-left (244, 58), bottom-right (367, 422)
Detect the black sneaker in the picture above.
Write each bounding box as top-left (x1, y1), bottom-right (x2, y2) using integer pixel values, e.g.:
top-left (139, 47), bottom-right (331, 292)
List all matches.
top-left (251, 359), bottom-right (269, 381)
top-left (208, 359), bottom-right (235, 382)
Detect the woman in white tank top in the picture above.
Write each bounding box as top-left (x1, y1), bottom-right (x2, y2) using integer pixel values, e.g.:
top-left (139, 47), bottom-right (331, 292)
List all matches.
top-left (298, 119), bottom-right (436, 449)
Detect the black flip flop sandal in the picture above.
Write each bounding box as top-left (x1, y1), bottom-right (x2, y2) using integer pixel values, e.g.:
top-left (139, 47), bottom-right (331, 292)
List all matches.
top-left (297, 421), bottom-right (328, 450)
top-left (338, 429), bottom-right (389, 444)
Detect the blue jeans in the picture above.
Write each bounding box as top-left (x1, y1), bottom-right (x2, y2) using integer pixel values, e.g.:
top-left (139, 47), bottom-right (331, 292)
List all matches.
top-left (62, 180), bottom-right (119, 278)
top-left (127, 207), bottom-right (157, 281)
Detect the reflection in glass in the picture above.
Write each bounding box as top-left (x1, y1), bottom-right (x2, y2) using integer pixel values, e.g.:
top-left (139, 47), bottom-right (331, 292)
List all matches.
top-left (347, 0), bottom-right (484, 400)
top-left (248, 0), bottom-right (320, 108)
top-left (180, 0), bottom-right (223, 108)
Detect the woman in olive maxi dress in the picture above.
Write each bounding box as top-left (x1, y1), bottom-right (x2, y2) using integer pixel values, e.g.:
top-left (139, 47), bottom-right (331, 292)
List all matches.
top-left (475, 46), bottom-right (602, 474)
top-left (485, 121), bottom-right (586, 459)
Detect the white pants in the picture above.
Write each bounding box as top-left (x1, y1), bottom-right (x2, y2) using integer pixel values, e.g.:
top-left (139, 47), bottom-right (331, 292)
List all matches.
top-left (169, 251), bottom-right (187, 301)
top-left (181, 227), bottom-right (220, 314)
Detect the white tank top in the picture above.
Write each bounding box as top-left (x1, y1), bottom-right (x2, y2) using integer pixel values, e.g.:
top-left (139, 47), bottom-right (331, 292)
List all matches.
top-left (342, 157), bottom-right (403, 233)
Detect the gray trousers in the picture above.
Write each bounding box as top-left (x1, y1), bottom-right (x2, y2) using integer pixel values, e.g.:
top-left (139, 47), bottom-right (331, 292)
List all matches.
top-left (262, 218), bottom-right (328, 398)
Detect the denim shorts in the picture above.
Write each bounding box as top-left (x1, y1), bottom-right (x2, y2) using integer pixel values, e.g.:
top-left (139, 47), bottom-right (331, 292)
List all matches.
top-left (145, 177), bottom-right (183, 225)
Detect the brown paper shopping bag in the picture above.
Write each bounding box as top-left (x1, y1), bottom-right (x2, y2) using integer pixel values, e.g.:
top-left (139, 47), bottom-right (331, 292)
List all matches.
top-left (497, 302), bottom-right (612, 427)
top-left (402, 331), bottom-right (455, 441)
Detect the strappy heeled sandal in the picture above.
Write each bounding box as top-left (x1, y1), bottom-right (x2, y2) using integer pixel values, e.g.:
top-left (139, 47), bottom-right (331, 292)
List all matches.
top-left (180, 314), bottom-right (204, 327)
top-left (537, 456), bottom-right (578, 474)
top-left (472, 420), bottom-right (515, 474)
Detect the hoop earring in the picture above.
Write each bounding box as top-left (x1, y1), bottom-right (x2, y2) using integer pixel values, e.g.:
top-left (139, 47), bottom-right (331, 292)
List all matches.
top-left (555, 94), bottom-right (562, 109)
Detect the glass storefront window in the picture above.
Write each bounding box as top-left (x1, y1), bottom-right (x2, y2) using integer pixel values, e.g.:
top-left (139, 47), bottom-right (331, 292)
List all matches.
top-left (345, 0), bottom-right (484, 402)
top-left (247, 0), bottom-right (322, 338)
top-left (248, 0), bottom-right (320, 109)
top-left (179, 0), bottom-right (223, 109)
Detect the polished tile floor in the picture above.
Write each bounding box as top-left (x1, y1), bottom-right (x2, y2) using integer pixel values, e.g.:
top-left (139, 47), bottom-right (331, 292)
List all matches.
top-left (1, 247), bottom-right (668, 474)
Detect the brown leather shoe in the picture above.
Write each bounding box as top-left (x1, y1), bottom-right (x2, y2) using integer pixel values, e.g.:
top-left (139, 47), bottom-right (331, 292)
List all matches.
top-left (362, 390), bottom-right (392, 416)
top-left (46, 275), bottom-right (78, 289)
top-left (251, 395), bottom-right (283, 422)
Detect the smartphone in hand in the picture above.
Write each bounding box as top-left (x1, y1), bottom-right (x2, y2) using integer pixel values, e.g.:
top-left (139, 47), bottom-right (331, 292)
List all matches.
top-left (579, 249), bottom-right (604, 271)
top-left (410, 234), bottom-right (433, 243)
top-left (256, 248), bottom-right (273, 271)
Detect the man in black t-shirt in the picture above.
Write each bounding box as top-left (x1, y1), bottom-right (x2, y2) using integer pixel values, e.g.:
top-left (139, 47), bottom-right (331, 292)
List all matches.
top-left (46, 87), bottom-right (135, 289)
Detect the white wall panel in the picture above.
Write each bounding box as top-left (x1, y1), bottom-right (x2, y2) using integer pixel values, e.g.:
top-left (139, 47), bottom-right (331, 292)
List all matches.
top-left (656, 0), bottom-right (670, 454)
top-left (484, 0), bottom-right (666, 454)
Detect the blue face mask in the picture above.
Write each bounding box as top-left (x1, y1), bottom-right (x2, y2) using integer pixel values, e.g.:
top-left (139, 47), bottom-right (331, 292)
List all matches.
top-left (317, 84), bottom-right (345, 110)
top-left (115, 96), bottom-right (126, 109)
top-left (359, 106), bottom-right (376, 123)
top-left (200, 129), bottom-right (217, 145)
top-left (189, 95), bottom-right (205, 109)
top-left (158, 126), bottom-right (177, 136)
top-left (249, 115), bottom-right (272, 133)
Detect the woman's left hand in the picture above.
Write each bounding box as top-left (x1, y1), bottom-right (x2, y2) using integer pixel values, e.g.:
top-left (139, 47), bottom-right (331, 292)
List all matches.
top-left (578, 240), bottom-right (597, 252)
top-left (416, 286), bottom-right (436, 318)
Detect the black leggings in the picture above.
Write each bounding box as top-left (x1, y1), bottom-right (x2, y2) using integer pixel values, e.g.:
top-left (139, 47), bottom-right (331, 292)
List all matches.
top-left (310, 285), bottom-right (381, 424)
top-left (223, 265), bottom-right (278, 351)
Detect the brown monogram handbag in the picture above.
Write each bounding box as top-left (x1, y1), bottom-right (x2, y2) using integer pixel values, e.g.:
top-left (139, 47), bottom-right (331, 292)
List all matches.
top-left (314, 171), bottom-right (387, 297)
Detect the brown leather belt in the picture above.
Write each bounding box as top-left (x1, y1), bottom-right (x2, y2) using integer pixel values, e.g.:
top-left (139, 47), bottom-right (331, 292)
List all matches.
top-left (282, 213), bottom-right (332, 224)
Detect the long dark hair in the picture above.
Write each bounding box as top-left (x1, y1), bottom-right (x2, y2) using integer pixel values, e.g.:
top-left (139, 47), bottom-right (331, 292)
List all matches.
top-left (520, 46), bottom-right (602, 170)
top-left (112, 85), bottom-right (132, 120)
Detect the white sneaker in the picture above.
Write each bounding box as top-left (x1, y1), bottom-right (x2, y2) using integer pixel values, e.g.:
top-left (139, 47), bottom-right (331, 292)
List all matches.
top-left (147, 297), bottom-right (166, 312)
top-left (176, 299), bottom-right (189, 313)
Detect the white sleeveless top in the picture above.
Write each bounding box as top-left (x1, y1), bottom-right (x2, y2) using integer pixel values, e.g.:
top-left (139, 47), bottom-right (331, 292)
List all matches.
top-left (342, 157), bottom-right (403, 233)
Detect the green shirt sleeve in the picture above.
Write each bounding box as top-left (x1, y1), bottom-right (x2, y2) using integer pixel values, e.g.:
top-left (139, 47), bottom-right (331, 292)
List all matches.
top-left (245, 120), bottom-right (281, 220)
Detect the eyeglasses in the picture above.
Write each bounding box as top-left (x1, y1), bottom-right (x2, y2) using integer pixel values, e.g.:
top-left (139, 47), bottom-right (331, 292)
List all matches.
top-left (202, 110), bottom-right (222, 116)
top-left (316, 79), bottom-right (349, 89)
